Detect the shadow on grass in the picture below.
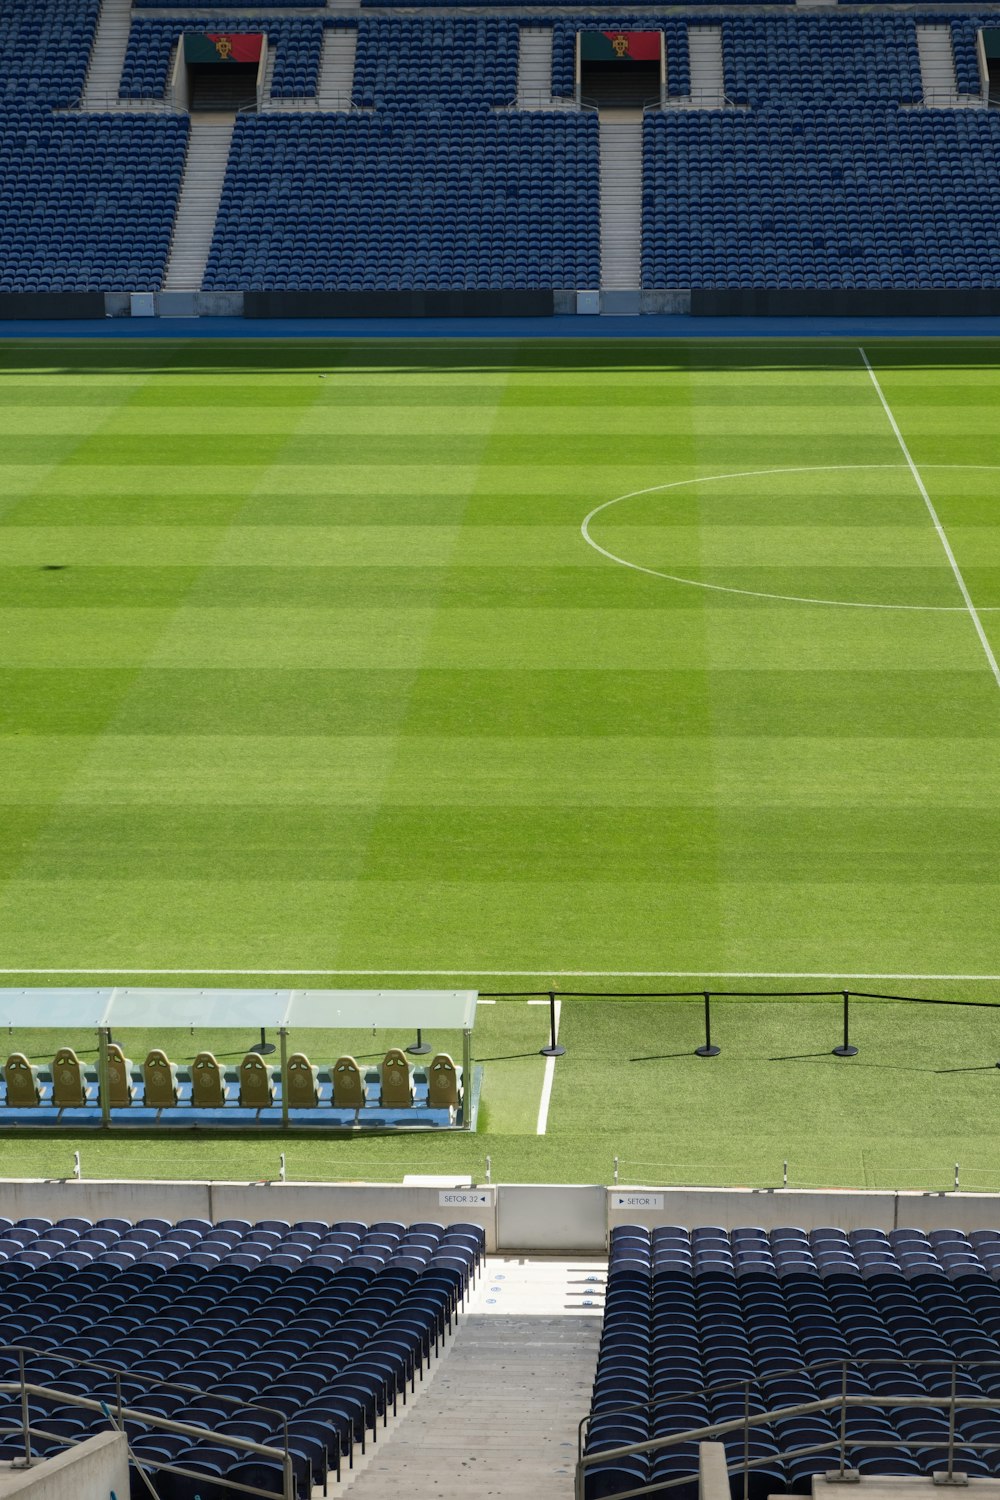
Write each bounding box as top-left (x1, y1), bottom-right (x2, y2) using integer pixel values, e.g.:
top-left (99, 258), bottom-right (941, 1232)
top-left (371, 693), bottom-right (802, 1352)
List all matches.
top-left (476, 1052), bottom-right (539, 1062)
top-left (629, 1051), bottom-right (701, 1062)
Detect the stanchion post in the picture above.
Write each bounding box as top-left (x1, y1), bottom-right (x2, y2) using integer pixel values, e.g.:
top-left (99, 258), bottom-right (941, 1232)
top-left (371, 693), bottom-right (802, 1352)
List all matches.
top-left (833, 990), bottom-right (858, 1057)
top-left (250, 1026), bottom-right (275, 1057)
top-left (695, 991), bottom-right (720, 1057)
top-left (406, 1027), bottom-right (431, 1056)
top-left (540, 990), bottom-right (565, 1058)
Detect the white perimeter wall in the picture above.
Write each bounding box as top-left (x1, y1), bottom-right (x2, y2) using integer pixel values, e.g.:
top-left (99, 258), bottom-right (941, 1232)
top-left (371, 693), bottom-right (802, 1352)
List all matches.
top-left (1, 1181), bottom-right (999, 1253)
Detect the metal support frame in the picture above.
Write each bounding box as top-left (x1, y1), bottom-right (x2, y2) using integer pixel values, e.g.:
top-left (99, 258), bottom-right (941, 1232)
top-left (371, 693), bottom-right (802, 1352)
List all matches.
top-left (462, 1027), bottom-right (472, 1129)
top-left (249, 1026), bottom-right (275, 1057)
top-left (279, 1026), bottom-right (289, 1130)
top-left (97, 1026), bottom-right (112, 1128)
top-left (406, 1027), bottom-right (431, 1056)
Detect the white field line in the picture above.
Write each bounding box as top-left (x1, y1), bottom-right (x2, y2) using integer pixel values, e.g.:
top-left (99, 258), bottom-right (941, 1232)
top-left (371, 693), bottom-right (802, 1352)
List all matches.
top-left (535, 998), bottom-right (561, 1137)
top-left (859, 346), bottom-right (1000, 689)
top-left (3, 968), bottom-right (1000, 981)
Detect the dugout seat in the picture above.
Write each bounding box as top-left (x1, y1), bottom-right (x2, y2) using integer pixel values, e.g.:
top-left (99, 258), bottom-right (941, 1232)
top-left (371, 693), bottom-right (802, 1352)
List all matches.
top-left (142, 1049), bottom-right (179, 1108)
top-left (4, 1054), bottom-right (40, 1108)
top-left (285, 1052), bottom-right (319, 1109)
top-left (380, 1048), bottom-right (414, 1109)
top-left (427, 1053), bottom-right (461, 1119)
top-left (332, 1055), bottom-right (365, 1117)
top-left (51, 1048), bottom-right (90, 1109)
top-left (238, 1053), bottom-right (275, 1109)
top-left (191, 1052), bottom-right (227, 1108)
top-left (106, 1043), bottom-right (136, 1107)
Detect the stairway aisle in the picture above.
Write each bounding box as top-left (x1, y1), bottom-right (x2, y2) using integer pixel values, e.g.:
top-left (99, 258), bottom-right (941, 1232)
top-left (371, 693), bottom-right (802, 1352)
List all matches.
top-left (162, 115), bottom-right (234, 291)
top-left (330, 1257), bottom-right (605, 1499)
top-left (599, 114), bottom-right (643, 295)
top-left (687, 27), bottom-right (725, 108)
top-left (517, 28), bottom-right (554, 109)
top-left (317, 28), bottom-right (358, 109)
top-left (81, 0), bottom-right (132, 109)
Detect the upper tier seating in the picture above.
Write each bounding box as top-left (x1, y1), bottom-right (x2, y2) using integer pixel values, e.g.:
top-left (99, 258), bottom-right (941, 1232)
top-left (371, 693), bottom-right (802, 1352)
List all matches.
top-left (0, 1216), bottom-right (485, 1498)
top-left (354, 18), bottom-right (518, 107)
top-left (0, 0), bottom-right (99, 112)
top-left (585, 1225), bottom-right (1000, 1499)
top-left (203, 111), bottom-right (600, 291)
top-left (0, 113), bottom-right (188, 292)
top-left (643, 106), bottom-right (1000, 290)
top-left (720, 15), bottom-right (923, 104)
top-left (120, 17), bottom-right (327, 100)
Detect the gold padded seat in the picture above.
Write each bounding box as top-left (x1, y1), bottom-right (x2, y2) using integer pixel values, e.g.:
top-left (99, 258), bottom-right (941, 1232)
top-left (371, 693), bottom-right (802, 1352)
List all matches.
top-left (191, 1052), bottom-right (228, 1108)
top-left (51, 1048), bottom-right (90, 1109)
top-left (4, 1054), bottom-right (41, 1108)
top-left (143, 1049), bottom-right (180, 1108)
top-left (427, 1052), bottom-right (462, 1117)
top-left (238, 1053), bottom-right (275, 1109)
top-left (332, 1055), bottom-right (365, 1116)
top-left (285, 1052), bottom-right (319, 1109)
top-left (380, 1048), bottom-right (414, 1108)
top-left (106, 1043), bottom-right (136, 1107)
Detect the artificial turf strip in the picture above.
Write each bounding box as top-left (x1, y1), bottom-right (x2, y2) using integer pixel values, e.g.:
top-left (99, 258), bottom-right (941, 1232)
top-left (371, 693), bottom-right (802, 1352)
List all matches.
top-left (0, 338), bottom-right (999, 1187)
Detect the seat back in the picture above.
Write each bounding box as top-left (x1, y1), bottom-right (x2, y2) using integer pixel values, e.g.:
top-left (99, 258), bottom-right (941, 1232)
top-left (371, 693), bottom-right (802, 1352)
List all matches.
top-left (106, 1043), bottom-right (135, 1107)
top-left (427, 1052), bottom-right (460, 1108)
top-left (332, 1055), bottom-right (365, 1110)
top-left (52, 1048), bottom-right (87, 1108)
top-left (285, 1052), bottom-right (319, 1109)
top-left (239, 1053), bottom-right (274, 1108)
top-left (4, 1054), bottom-right (40, 1108)
top-left (191, 1052), bottom-right (226, 1108)
top-left (380, 1048), bottom-right (413, 1108)
top-left (143, 1049), bottom-right (179, 1108)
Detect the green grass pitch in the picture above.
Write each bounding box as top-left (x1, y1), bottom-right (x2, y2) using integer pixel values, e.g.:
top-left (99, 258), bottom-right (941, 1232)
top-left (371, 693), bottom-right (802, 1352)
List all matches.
top-left (1, 336), bottom-right (999, 1190)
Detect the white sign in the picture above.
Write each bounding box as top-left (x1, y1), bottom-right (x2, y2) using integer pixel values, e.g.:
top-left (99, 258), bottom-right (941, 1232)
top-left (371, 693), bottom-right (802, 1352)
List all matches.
top-left (438, 1189), bottom-right (491, 1208)
top-left (613, 1192), bottom-right (664, 1211)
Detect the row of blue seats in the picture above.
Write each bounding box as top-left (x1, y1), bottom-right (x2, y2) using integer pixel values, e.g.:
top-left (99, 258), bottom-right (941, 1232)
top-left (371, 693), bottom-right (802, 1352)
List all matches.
top-left (203, 111), bottom-right (600, 290)
top-left (584, 1225), bottom-right (1000, 1499)
top-left (354, 18), bottom-right (518, 108)
top-left (0, 0), bottom-right (98, 111)
top-left (0, 1217), bottom-right (484, 1500)
top-left (642, 107), bottom-right (1000, 289)
top-left (0, 113), bottom-right (187, 292)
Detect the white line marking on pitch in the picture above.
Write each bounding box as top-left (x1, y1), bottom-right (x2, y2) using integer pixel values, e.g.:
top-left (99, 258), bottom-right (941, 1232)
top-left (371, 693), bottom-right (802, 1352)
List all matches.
top-left (3, 968), bottom-right (1000, 980)
top-left (536, 998), bottom-right (561, 1136)
top-left (581, 462), bottom-right (1000, 613)
top-left (860, 347), bottom-right (1000, 688)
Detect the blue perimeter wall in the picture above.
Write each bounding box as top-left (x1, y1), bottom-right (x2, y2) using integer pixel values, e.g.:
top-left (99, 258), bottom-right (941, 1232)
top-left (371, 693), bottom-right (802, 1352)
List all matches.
top-left (5, 315), bottom-right (1000, 338)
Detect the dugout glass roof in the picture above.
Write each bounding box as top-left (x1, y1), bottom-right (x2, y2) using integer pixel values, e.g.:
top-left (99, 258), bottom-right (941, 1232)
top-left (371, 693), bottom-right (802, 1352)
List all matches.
top-left (0, 988), bottom-right (478, 1032)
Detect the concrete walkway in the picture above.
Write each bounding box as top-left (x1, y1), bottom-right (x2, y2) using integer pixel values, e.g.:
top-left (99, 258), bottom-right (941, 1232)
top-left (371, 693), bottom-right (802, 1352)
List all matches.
top-left (327, 1256), bottom-right (606, 1499)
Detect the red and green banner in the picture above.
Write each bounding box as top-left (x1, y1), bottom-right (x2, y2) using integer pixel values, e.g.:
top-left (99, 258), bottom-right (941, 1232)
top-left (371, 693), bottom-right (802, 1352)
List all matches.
top-left (579, 30), bottom-right (660, 62)
top-left (184, 33), bottom-right (263, 64)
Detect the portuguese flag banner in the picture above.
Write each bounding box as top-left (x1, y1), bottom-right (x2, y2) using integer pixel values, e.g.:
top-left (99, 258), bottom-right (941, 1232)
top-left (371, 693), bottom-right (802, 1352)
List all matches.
top-left (579, 30), bottom-right (661, 61)
top-left (184, 33), bottom-right (263, 64)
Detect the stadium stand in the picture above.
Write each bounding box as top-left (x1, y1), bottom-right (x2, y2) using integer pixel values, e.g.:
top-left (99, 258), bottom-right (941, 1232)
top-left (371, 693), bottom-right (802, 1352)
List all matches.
top-left (0, 1216), bottom-right (484, 1496)
top-left (0, 0), bottom-right (99, 111)
top-left (119, 17), bottom-right (326, 101)
top-left (203, 111), bottom-right (600, 291)
top-left (353, 17), bottom-right (519, 107)
top-left (584, 1224), bottom-right (1000, 1498)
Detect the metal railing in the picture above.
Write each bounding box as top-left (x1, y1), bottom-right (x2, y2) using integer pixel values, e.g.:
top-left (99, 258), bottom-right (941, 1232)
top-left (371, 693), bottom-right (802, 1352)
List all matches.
top-left (575, 1356), bottom-right (1000, 1500)
top-left (0, 1345), bottom-right (294, 1500)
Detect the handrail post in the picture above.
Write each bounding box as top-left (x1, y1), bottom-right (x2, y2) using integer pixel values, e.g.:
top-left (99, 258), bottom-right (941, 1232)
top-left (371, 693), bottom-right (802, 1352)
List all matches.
top-left (97, 1025), bottom-right (112, 1127)
top-left (946, 1361), bottom-right (957, 1481)
top-left (838, 1360), bottom-right (848, 1476)
top-left (833, 990), bottom-right (858, 1058)
top-left (696, 991), bottom-right (721, 1057)
top-left (17, 1350), bottom-right (31, 1468)
top-left (743, 1379), bottom-right (750, 1500)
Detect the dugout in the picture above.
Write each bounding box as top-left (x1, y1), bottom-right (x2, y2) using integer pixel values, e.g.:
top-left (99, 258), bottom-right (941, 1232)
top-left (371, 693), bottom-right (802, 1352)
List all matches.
top-left (0, 987), bottom-right (479, 1134)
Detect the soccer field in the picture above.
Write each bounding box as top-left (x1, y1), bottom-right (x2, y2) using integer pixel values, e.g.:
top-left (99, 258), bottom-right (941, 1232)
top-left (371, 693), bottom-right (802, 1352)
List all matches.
top-left (1, 336), bottom-right (999, 1187)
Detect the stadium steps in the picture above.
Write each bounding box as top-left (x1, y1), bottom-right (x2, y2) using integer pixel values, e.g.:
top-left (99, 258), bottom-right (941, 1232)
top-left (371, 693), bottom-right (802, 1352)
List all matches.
top-left (80, 0), bottom-right (133, 109)
top-left (330, 1256), bottom-right (605, 1499)
top-left (599, 115), bottom-right (642, 293)
top-left (317, 27), bottom-right (358, 109)
top-left (162, 114), bottom-right (235, 290)
top-left (916, 24), bottom-right (981, 108)
top-left (517, 27), bottom-right (555, 109)
top-left (687, 26), bottom-right (725, 108)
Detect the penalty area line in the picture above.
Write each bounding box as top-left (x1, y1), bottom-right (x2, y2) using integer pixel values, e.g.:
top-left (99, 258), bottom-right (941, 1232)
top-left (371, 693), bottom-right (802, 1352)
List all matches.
top-left (859, 346), bottom-right (1000, 691)
top-left (535, 998), bottom-right (561, 1137)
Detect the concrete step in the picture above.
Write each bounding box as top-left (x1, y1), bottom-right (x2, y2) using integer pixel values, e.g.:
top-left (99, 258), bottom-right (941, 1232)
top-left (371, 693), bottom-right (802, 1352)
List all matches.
top-left (81, 0), bottom-right (132, 108)
top-left (162, 116), bottom-right (234, 291)
top-left (326, 1257), bottom-right (605, 1500)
